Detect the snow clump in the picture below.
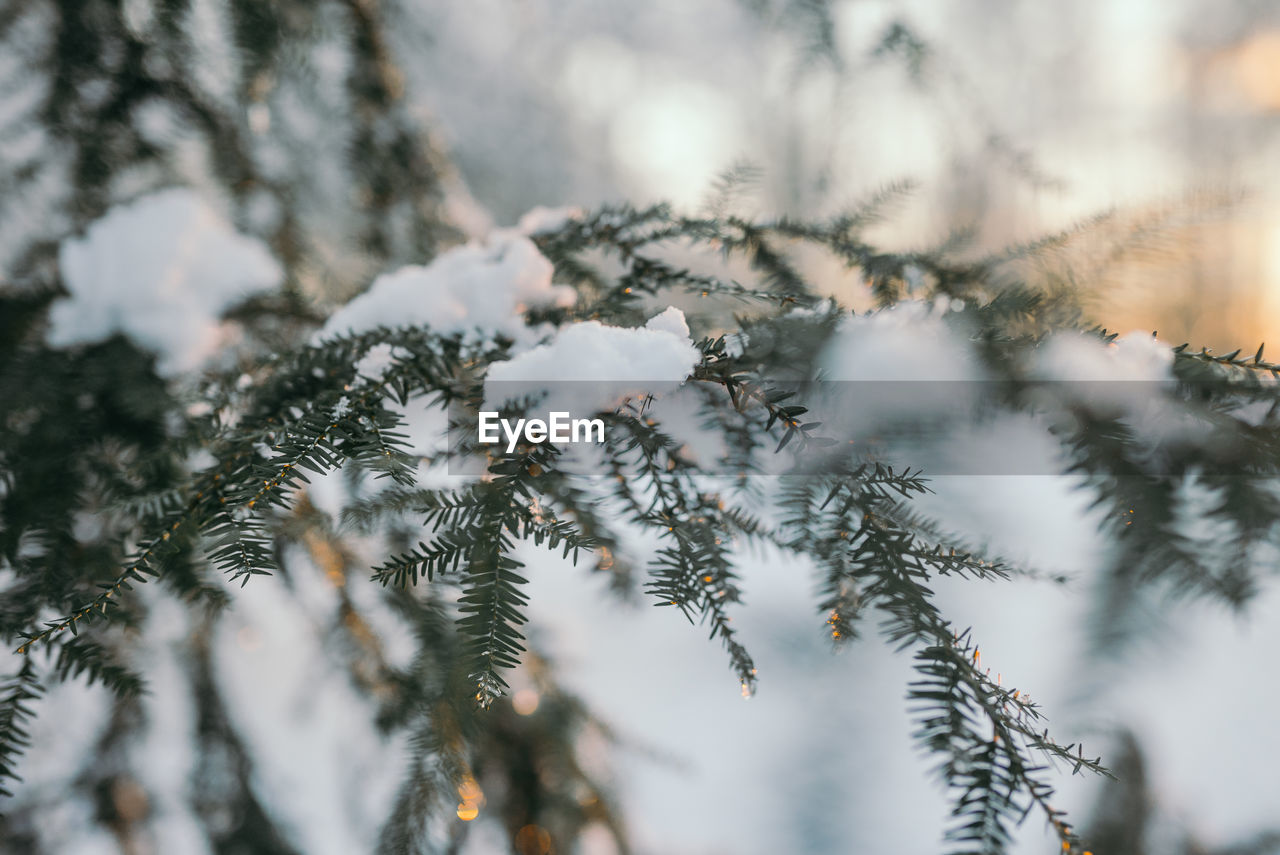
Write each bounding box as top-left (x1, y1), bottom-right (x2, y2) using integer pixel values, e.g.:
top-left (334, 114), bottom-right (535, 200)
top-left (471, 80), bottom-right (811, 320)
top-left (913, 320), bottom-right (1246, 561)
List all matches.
top-left (47, 188), bottom-right (283, 376)
top-left (484, 307), bottom-right (700, 414)
top-left (317, 231), bottom-right (576, 346)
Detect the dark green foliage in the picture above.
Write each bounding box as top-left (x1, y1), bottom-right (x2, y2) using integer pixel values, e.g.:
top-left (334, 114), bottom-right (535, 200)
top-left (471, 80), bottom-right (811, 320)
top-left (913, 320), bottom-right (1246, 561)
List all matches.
top-left (374, 592), bottom-right (628, 855)
top-left (48, 637), bottom-right (144, 698)
top-left (2, 0), bottom-right (459, 296)
top-left (9, 181), bottom-right (1280, 853)
top-left (0, 661), bottom-right (41, 799)
top-left (777, 469), bottom-right (1107, 854)
top-left (0, 291), bottom-right (185, 810)
top-left (3, 1), bottom-right (1277, 850)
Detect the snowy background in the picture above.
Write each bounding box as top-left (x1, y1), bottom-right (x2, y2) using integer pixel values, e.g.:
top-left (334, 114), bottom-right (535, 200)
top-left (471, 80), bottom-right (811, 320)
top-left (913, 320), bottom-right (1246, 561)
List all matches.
top-left (8, 0), bottom-right (1280, 853)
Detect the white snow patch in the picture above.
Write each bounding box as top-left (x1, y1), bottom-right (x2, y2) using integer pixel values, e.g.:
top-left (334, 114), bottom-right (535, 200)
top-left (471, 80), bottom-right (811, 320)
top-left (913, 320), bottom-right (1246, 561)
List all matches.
top-left (723, 331), bottom-right (748, 358)
top-left (350, 343), bottom-right (412, 385)
top-left (213, 551), bottom-right (407, 855)
top-left (821, 300), bottom-right (977, 383)
top-left (47, 188), bottom-right (283, 377)
top-left (640, 305), bottom-right (691, 339)
top-left (132, 592), bottom-right (210, 855)
top-left (816, 301), bottom-right (980, 437)
top-left (317, 232), bottom-right (575, 346)
top-left (483, 308), bottom-right (700, 414)
top-left (1033, 330), bottom-right (1189, 438)
top-left (1035, 329), bottom-right (1173, 385)
top-left (516, 205), bottom-right (583, 236)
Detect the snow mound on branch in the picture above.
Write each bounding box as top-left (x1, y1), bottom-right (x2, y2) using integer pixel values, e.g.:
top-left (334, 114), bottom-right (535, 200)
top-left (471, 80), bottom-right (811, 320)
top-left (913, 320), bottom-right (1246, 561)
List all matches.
top-left (811, 300), bottom-right (981, 451)
top-left (317, 231), bottom-right (575, 344)
top-left (516, 205), bottom-right (583, 236)
top-left (1033, 330), bottom-right (1176, 419)
top-left (821, 300), bottom-right (976, 382)
top-left (483, 307), bottom-right (700, 413)
top-left (1035, 329), bottom-right (1173, 383)
top-left (47, 188), bottom-right (282, 377)
top-left (640, 305), bottom-right (691, 339)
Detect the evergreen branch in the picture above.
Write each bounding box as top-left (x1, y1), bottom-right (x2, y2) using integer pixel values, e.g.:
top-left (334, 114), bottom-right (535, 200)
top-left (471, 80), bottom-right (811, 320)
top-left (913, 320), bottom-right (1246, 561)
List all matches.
top-left (15, 505), bottom-right (190, 653)
top-left (372, 527), bottom-right (483, 587)
top-left (458, 528), bottom-right (530, 709)
top-left (600, 413), bottom-right (758, 692)
top-left (1174, 340), bottom-right (1280, 381)
top-left (782, 472), bottom-right (1106, 852)
top-left (342, 484), bottom-right (486, 533)
top-left (0, 659), bottom-right (40, 799)
top-left (344, 403), bottom-right (419, 486)
top-left (15, 328), bottom-right (479, 653)
top-left (449, 448), bottom-right (585, 707)
top-left (204, 507), bottom-right (278, 586)
top-left (49, 636), bottom-right (145, 697)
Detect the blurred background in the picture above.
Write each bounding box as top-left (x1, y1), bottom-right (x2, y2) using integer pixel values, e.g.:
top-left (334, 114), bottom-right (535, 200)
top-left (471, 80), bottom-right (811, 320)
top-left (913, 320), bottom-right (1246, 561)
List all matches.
top-left (3, 1), bottom-right (1280, 853)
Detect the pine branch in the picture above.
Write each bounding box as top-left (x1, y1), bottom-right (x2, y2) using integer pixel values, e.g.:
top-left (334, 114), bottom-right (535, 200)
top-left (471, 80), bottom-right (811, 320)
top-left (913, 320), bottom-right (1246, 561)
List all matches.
top-left (458, 527), bottom-right (529, 709)
top-left (49, 636), bottom-right (145, 697)
top-left (14, 328), bottom-right (484, 653)
top-left (0, 660), bottom-right (41, 799)
top-left (373, 528), bottom-right (482, 587)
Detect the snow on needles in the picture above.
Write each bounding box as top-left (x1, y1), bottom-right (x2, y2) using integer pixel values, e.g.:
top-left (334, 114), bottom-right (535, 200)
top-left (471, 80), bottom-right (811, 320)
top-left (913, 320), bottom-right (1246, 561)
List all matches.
top-left (484, 307), bottom-right (700, 413)
top-left (1035, 329), bottom-right (1173, 385)
top-left (515, 205), bottom-right (583, 236)
top-left (47, 188), bottom-right (283, 377)
top-left (317, 230), bottom-right (576, 345)
top-left (1033, 329), bottom-right (1175, 416)
top-left (821, 299), bottom-right (976, 383)
top-left (816, 300), bottom-right (980, 435)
